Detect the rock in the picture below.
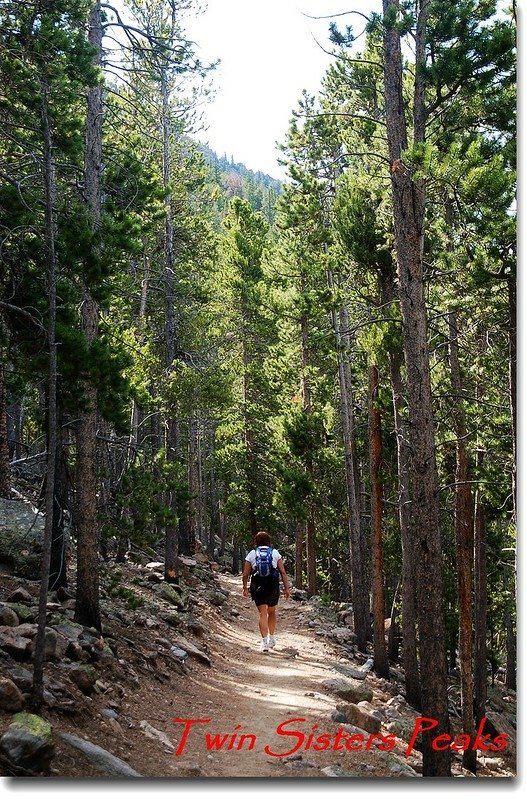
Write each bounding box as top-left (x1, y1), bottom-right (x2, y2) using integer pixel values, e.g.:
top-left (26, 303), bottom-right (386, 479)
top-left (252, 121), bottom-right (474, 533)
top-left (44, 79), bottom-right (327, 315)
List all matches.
top-left (162, 611), bottom-right (182, 628)
top-left (101, 708), bottom-right (119, 720)
top-left (139, 720), bottom-right (174, 751)
top-left (145, 561), bottom-right (164, 571)
top-left (170, 646), bottom-right (188, 661)
top-left (49, 619), bottom-right (84, 642)
top-left (336, 703), bottom-right (382, 734)
top-left (7, 667), bottom-right (33, 693)
top-left (145, 572), bottom-right (163, 583)
top-left (0, 605), bottom-right (19, 626)
top-left (28, 628), bottom-right (66, 661)
top-left (0, 678), bottom-right (25, 712)
top-left (331, 663), bottom-right (370, 681)
top-left (485, 712), bottom-right (516, 760)
top-left (331, 710), bottom-right (348, 724)
top-left (0, 712), bottom-right (54, 774)
top-left (60, 733), bottom-right (142, 777)
top-left (8, 587), bottom-right (34, 604)
top-left (0, 500), bottom-right (44, 579)
top-left (329, 627), bottom-right (358, 644)
top-left (386, 717), bottom-right (419, 744)
top-left (321, 678), bottom-right (373, 704)
top-left (357, 700), bottom-right (384, 720)
top-left (321, 765), bottom-right (362, 777)
top-left (207, 590), bottom-right (227, 607)
top-left (172, 636), bottom-right (211, 666)
top-left (187, 618), bottom-right (206, 636)
top-left (66, 664), bottom-right (97, 695)
top-left (290, 588), bottom-right (308, 601)
top-left (177, 555), bottom-right (197, 568)
top-left (0, 627), bottom-right (31, 659)
top-left (156, 583), bottom-right (185, 609)
top-left (5, 603), bottom-right (35, 622)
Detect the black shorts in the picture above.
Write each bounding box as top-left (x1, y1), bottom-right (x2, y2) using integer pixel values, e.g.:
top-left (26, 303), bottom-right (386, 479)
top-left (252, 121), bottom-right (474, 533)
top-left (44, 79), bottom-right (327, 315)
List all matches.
top-left (250, 575), bottom-right (280, 608)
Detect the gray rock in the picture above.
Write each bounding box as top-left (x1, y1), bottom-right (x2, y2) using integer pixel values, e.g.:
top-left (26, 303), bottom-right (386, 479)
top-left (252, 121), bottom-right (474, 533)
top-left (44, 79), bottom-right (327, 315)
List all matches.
top-left (0, 626), bottom-right (31, 659)
top-left (386, 717), bottom-right (418, 743)
top-left (0, 678), bottom-right (25, 712)
top-left (0, 712), bottom-right (54, 774)
top-left (156, 583), bottom-right (185, 609)
top-left (4, 602), bottom-right (35, 622)
top-left (101, 708), bottom-right (119, 720)
top-left (321, 765), bottom-right (362, 777)
top-left (60, 732), bottom-right (142, 777)
top-left (321, 677), bottom-right (373, 704)
top-left (329, 627), bottom-right (358, 644)
top-left (0, 604), bottom-right (19, 626)
top-left (336, 703), bottom-right (382, 734)
top-left (0, 500), bottom-right (44, 579)
top-left (8, 587), bottom-right (34, 604)
top-left (7, 667), bottom-right (33, 693)
top-left (172, 635), bottom-right (211, 666)
top-left (139, 720), bottom-right (174, 751)
top-left (331, 661), bottom-right (373, 681)
top-left (170, 646), bottom-right (188, 660)
top-left (65, 664), bottom-right (97, 695)
top-left (207, 590), bottom-right (227, 607)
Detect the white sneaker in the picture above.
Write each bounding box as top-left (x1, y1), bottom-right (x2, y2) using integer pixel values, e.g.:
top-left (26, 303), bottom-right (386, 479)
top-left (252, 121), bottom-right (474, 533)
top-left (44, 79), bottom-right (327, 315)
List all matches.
top-left (268, 635), bottom-right (276, 649)
top-left (261, 637), bottom-right (269, 652)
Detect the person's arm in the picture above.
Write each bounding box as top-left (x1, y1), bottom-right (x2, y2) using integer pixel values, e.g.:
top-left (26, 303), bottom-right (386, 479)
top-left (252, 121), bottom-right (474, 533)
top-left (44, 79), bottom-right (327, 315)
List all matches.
top-left (277, 558), bottom-right (291, 600)
top-left (242, 560), bottom-right (252, 597)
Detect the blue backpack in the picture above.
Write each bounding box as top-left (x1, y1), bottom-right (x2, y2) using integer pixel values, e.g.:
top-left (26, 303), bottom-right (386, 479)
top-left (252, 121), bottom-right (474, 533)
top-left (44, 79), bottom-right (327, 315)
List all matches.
top-left (254, 546), bottom-right (276, 578)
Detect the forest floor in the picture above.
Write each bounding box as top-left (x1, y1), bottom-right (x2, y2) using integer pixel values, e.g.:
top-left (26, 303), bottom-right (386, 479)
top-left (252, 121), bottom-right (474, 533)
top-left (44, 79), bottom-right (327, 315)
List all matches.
top-left (1, 559), bottom-right (516, 781)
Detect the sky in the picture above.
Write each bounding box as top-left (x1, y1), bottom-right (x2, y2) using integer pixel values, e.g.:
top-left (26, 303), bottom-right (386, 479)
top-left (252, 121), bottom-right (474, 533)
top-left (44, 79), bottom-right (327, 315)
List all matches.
top-left (184, 0), bottom-right (376, 178)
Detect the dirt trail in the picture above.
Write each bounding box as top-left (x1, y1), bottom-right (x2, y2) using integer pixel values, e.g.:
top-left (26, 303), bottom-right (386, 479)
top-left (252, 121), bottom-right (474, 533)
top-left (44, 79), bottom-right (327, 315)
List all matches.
top-left (111, 573), bottom-right (387, 778)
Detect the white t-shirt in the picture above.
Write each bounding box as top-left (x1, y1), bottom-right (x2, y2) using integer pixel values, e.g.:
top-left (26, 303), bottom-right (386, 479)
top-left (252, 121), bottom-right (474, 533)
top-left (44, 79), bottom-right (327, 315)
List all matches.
top-left (245, 547), bottom-right (282, 570)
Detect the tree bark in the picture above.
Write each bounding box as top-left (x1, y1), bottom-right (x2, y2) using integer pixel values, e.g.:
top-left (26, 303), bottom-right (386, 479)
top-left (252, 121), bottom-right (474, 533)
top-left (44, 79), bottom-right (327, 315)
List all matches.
top-left (31, 78), bottom-right (58, 710)
top-left (300, 309), bottom-right (317, 596)
top-left (0, 360), bottom-right (10, 498)
top-left (448, 311), bottom-right (475, 773)
top-left (74, 0), bottom-right (102, 631)
top-left (328, 269), bottom-right (370, 650)
top-left (368, 365), bottom-right (389, 679)
top-left (379, 265), bottom-right (421, 708)
top-left (382, 0), bottom-right (450, 775)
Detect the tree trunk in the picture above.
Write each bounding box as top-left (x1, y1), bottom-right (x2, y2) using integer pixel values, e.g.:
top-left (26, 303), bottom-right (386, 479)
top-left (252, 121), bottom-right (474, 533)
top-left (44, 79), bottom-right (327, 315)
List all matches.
top-left (382, 0), bottom-right (450, 775)
top-left (327, 269), bottom-right (370, 650)
top-left (49, 396), bottom-right (68, 590)
top-left (0, 360), bottom-right (10, 498)
top-left (295, 523), bottom-right (304, 590)
top-left (379, 267), bottom-right (421, 708)
top-left (448, 311), bottom-right (475, 773)
top-left (473, 331), bottom-right (488, 726)
top-left (31, 78), bottom-right (58, 710)
top-left (75, 0), bottom-right (102, 631)
top-left (368, 365), bottom-right (389, 679)
top-left (300, 309), bottom-right (316, 596)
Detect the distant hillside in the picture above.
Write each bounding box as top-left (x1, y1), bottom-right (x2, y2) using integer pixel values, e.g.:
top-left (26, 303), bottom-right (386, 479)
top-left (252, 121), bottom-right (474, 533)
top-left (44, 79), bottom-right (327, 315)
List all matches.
top-left (198, 143), bottom-right (282, 226)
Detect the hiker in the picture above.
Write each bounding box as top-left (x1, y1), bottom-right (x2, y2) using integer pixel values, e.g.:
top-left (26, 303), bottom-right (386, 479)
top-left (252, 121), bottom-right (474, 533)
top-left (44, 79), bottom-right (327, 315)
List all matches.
top-left (242, 530), bottom-right (291, 652)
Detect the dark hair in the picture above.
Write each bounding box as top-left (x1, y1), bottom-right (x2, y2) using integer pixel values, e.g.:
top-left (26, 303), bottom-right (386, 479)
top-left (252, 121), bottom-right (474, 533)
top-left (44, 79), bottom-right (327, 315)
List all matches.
top-left (255, 531), bottom-right (271, 547)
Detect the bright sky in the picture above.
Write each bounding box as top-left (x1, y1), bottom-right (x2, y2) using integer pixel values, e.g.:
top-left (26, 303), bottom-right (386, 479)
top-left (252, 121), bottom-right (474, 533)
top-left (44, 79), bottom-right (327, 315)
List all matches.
top-left (184, 1), bottom-right (377, 178)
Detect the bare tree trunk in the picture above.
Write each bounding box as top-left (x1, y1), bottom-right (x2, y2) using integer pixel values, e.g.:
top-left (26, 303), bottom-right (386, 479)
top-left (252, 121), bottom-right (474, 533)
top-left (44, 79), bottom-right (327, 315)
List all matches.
top-left (300, 310), bottom-right (317, 596)
top-left (295, 523), bottom-right (304, 590)
top-left (0, 360), bottom-right (10, 498)
top-left (473, 332), bottom-right (488, 726)
top-left (369, 365), bottom-right (389, 679)
top-left (49, 397), bottom-right (68, 590)
top-left (327, 269), bottom-right (370, 649)
top-left (31, 79), bottom-right (58, 710)
top-left (382, 0), bottom-right (450, 775)
top-left (448, 311), bottom-right (475, 773)
top-left (75, 0), bottom-right (102, 631)
top-left (379, 267), bottom-right (420, 708)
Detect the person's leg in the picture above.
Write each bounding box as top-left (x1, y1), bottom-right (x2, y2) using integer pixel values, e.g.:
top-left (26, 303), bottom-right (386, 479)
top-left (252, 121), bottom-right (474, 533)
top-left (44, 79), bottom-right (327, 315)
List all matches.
top-left (267, 605), bottom-right (277, 636)
top-left (257, 604), bottom-right (269, 638)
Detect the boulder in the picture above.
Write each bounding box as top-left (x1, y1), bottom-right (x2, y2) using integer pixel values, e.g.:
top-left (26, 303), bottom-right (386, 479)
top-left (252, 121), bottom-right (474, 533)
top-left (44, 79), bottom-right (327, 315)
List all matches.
top-left (65, 664), bottom-right (97, 695)
top-left (0, 627), bottom-right (31, 659)
top-left (336, 702), bottom-right (382, 734)
top-left (7, 667), bottom-right (33, 693)
top-left (172, 635), bottom-right (211, 666)
top-left (0, 500), bottom-right (44, 579)
top-left (321, 678), bottom-right (373, 704)
top-left (0, 678), bottom-right (25, 712)
top-left (0, 712), bottom-right (54, 774)
top-left (60, 733), bottom-right (142, 777)
top-left (8, 587), bottom-right (34, 603)
top-left (0, 605), bottom-right (19, 626)
top-left (4, 603), bottom-right (35, 622)
top-left (156, 583), bottom-right (185, 609)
